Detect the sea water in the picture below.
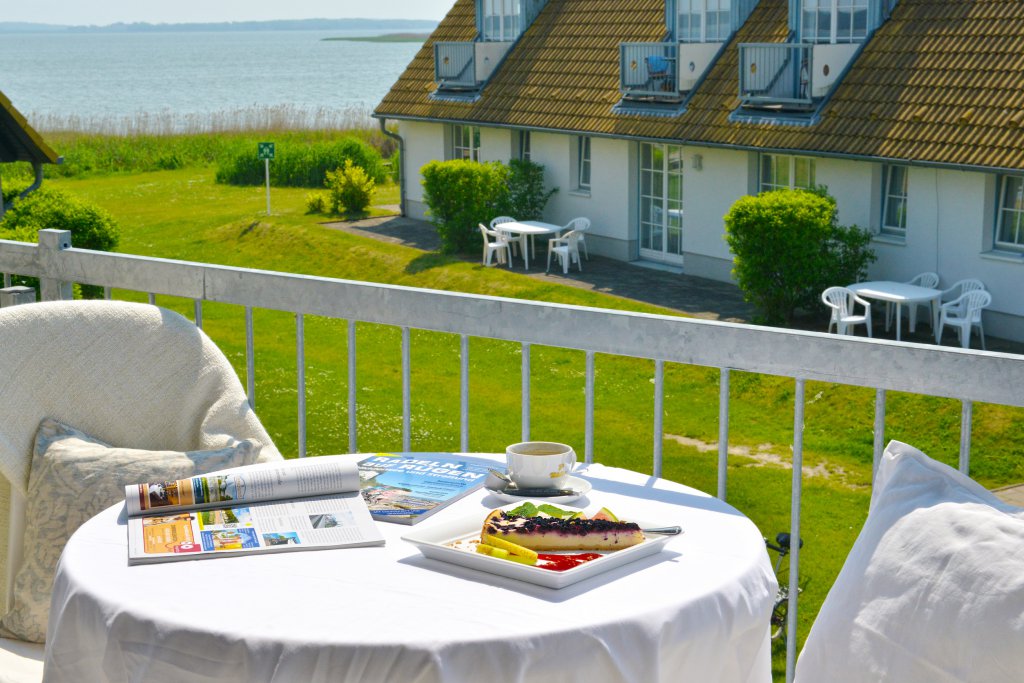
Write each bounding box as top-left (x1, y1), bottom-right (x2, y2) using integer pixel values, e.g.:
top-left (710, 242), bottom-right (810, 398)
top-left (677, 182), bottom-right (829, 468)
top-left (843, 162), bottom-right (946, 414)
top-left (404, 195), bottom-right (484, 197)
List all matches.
top-left (0, 30), bottom-right (422, 130)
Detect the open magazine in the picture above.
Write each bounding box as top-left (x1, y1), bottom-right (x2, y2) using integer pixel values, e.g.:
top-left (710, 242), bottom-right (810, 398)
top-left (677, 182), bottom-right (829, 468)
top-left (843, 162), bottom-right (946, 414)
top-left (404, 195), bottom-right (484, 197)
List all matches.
top-left (126, 455), bottom-right (385, 564)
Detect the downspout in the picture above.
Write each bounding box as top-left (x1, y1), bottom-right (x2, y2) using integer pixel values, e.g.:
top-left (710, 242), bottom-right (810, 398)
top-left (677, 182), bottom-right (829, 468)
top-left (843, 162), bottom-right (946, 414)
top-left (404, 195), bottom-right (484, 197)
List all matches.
top-left (379, 118), bottom-right (406, 217)
top-left (17, 162), bottom-right (45, 200)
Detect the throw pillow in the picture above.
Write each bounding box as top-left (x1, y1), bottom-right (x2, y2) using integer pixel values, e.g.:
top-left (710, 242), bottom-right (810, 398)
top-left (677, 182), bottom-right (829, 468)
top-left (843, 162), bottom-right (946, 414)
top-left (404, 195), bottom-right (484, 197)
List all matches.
top-left (794, 440), bottom-right (1024, 683)
top-left (0, 418), bottom-right (259, 643)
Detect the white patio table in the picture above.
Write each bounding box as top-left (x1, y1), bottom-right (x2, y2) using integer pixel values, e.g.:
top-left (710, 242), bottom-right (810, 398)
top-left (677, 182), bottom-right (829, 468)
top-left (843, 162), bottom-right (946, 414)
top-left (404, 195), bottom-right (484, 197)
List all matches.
top-left (848, 280), bottom-right (943, 342)
top-left (495, 220), bottom-right (563, 269)
top-left (43, 457), bottom-right (776, 683)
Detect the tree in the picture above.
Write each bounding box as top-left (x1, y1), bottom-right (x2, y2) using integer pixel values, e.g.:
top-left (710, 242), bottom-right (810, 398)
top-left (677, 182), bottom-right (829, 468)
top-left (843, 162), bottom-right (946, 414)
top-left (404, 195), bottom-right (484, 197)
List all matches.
top-left (724, 189), bottom-right (875, 325)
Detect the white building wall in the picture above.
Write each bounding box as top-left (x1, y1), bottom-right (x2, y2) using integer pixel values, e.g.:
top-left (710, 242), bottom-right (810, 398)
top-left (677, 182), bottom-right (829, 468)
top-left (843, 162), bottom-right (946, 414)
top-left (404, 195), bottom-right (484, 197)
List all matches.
top-left (396, 119), bottom-right (1024, 341)
top-left (398, 120), bottom-right (445, 220)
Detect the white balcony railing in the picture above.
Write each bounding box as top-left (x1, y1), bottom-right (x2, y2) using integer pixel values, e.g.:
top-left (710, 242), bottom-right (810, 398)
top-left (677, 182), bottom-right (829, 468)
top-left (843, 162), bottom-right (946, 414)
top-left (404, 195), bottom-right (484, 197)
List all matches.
top-left (3, 230), bottom-right (1024, 680)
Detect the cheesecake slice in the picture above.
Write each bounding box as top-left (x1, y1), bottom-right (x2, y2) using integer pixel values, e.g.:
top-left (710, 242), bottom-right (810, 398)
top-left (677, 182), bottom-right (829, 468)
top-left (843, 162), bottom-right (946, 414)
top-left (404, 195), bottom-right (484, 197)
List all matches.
top-left (481, 509), bottom-right (644, 551)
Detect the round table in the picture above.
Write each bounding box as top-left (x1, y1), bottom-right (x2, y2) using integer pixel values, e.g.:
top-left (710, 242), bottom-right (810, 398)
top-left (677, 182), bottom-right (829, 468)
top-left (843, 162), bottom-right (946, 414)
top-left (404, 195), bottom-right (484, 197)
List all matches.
top-left (44, 460), bottom-right (776, 683)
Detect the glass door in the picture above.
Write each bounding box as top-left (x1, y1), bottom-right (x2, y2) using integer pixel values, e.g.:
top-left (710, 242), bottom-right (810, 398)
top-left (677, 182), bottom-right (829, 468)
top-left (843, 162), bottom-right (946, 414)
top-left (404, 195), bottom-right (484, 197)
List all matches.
top-left (639, 143), bottom-right (685, 265)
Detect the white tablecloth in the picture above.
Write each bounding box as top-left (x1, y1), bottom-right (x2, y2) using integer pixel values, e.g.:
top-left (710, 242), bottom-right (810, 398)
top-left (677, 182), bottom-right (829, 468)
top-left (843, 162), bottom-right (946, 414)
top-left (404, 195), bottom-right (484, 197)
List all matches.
top-left (43, 459), bottom-right (776, 683)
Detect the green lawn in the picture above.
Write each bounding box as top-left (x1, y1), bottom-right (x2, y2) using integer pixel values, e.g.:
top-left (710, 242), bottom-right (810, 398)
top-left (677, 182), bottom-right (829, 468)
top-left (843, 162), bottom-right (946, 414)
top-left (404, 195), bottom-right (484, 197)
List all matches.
top-left (40, 167), bottom-right (1024, 672)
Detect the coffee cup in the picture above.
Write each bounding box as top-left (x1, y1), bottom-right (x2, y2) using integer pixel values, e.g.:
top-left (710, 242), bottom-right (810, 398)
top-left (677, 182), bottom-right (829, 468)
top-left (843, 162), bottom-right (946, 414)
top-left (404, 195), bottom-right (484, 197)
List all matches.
top-left (505, 441), bottom-right (576, 489)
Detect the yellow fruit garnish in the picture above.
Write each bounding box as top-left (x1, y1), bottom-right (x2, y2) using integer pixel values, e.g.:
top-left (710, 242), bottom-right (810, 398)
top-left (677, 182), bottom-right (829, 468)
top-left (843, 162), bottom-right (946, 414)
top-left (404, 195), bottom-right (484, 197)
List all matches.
top-left (477, 542), bottom-right (536, 565)
top-left (483, 534), bottom-right (539, 562)
top-left (489, 547), bottom-right (509, 559)
top-left (476, 544), bottom-right (494, 556)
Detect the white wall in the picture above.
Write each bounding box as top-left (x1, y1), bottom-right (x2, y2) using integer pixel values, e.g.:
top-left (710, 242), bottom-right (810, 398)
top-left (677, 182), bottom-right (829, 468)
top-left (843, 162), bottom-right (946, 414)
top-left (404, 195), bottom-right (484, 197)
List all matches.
top-left (681, 146), bottom-right (750, 280)
top-left (398, 120), bottom-right (446, 218)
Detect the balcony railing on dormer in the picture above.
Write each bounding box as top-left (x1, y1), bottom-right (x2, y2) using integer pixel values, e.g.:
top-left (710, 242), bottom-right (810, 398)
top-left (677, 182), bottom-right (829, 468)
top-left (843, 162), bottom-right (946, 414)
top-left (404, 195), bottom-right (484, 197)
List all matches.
top-left (434, 0), bottom-right (550, 94)
top-left (620, 43), bottom-right (680, 101)
top-left (738, 43), bottom-right (813, 108)
top-left (739, 41), bottom-right (863, 110)
top-left (434, 42), bottom-right (478, 90)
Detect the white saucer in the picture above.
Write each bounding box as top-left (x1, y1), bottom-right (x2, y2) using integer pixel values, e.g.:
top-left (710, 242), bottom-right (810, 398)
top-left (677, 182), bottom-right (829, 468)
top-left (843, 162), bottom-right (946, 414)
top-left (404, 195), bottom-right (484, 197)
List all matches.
top-left (484, 475), bottom-right (592, 505)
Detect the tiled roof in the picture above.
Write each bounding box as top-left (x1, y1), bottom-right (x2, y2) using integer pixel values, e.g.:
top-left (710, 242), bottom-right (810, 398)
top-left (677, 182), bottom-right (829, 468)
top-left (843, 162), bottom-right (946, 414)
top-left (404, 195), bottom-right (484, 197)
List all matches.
top-left (375, 0), bottom-right (1024, 171)
top-left (0, 90), bottom-right (59, 165)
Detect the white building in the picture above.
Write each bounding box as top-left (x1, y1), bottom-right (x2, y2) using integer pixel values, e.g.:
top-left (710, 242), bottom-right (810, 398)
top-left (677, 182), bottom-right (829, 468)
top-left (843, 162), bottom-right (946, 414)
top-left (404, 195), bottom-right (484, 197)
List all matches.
top-left (376, 0), bottom-right (1024, 342)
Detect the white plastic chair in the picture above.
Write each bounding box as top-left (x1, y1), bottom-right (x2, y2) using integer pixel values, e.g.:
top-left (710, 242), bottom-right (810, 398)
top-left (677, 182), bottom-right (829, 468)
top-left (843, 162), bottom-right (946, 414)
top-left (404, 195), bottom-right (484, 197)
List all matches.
top-left (0, 300), bottom-right (281, 683)
top-left (478, 223), bottom-right (511, 267)
top-left (822, 286), bottom-right (873, 337)
top-left (940, 278), bottom-right (985, 304)
top-left (546, 229), bottom-right (583, 274)
top-left (938, 289), bottom-right (991, 349)
top-left (562, 217), bottom-right (591, 260)
top-left (887, 272), bottom-right (940, 331)
top-left (490, 216), bottom-right (526, 263)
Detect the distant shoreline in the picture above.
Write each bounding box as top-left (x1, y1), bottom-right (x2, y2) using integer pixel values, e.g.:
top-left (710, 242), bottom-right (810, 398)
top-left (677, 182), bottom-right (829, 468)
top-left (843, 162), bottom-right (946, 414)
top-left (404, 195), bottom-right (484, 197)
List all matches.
top-left (323, 33), bottom-right (429, 43)
top-left (0, 19), bottom-right (437, 34)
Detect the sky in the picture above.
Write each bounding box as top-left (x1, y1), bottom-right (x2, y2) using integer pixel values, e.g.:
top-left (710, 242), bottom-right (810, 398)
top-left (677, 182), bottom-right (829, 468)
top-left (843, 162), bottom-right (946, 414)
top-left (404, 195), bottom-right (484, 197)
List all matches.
top-left (4, 1), bottom-right (457, 26)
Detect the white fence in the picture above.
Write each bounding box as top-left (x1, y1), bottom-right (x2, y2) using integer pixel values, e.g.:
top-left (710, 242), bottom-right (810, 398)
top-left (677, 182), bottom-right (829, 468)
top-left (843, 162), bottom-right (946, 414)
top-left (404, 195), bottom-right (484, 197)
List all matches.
top-left (3, 230), bottom-right (1023, 680)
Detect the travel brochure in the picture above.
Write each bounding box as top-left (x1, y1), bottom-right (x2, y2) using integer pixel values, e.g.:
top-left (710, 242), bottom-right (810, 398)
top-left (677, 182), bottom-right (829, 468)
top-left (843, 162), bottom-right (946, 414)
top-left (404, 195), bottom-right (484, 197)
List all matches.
top-left (125, 453), bottom-right (489, 563)
top-left (358, 453), bottom-right (489, 524)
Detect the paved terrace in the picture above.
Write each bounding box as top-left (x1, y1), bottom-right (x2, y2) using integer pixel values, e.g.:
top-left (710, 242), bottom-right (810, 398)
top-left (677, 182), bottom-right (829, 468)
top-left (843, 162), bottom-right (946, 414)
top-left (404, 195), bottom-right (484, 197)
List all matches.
top-left (327, 213), bottom-right (1024, 504)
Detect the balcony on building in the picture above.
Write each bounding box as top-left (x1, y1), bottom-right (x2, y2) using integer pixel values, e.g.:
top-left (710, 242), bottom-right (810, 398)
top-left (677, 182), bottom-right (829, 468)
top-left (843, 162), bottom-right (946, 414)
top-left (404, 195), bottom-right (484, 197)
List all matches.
top-left (738, 0), bottom-right (896, 111)
top-left (620, 0), bottom-right (759, 104)
top-left (434, 0), bottom-right (548, 94)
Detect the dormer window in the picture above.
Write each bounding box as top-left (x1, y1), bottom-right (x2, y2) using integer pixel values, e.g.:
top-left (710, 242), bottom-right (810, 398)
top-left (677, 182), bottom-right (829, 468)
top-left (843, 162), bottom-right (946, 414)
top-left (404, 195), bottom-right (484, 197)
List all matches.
top-left (482, 0), bottom-right (522, 41)
top-left (801, 0), bottom-right (869, 43)
top-left (678, 0), bottom-right (732, 43)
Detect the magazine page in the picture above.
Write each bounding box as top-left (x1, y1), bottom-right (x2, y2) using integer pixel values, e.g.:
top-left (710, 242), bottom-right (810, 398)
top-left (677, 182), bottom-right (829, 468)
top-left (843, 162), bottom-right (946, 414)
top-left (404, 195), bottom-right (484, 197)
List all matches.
top-left (126, 490), bottom-right (385, 564)
top-left (358, 453), bottom-right (490, 525)
top-left (125, 455), bottom-right (362, 517)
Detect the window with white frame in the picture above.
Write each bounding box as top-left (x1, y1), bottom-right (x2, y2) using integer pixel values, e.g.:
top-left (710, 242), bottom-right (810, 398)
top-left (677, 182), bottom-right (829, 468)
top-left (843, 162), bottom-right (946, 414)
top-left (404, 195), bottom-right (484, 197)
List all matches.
top-left (482, 0), bottom-right (522, 41)
top-left (678, 0), bottom-right (732, 43)
top-left (450, 124), bottom-right (480, 161)
top-left (880, 164), bottom-right (908, 237)
top-left (759, 153), bottom-right (816, 192)
top-left (801, 0), bottom-right (869, 44)
top-left (575, 136), bottom-right (592, 191)
top-left (516, 130), bottom-right (531, 161)
top-left (996, 175), bottom-right (1024, 252)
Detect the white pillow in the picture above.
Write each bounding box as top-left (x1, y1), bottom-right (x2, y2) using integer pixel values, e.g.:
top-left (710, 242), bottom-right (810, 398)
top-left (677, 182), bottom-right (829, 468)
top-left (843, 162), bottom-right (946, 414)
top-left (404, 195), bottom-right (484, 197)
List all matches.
top-left (794, 440), bottom-right (1024, 683)
top-left (0, 419), bottom-right (260, 643)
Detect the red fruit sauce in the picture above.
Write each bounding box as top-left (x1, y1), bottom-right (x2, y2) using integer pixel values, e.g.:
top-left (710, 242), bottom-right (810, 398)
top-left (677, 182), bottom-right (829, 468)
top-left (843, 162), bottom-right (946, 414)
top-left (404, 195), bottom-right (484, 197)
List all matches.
top-left (535, 552), bottom-right (603, 572)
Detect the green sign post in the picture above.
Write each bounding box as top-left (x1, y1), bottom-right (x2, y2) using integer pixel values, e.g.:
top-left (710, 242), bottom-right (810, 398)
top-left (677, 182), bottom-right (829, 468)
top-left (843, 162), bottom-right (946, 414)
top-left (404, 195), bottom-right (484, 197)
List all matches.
top-left (258, 142), bottom-right (275, 215)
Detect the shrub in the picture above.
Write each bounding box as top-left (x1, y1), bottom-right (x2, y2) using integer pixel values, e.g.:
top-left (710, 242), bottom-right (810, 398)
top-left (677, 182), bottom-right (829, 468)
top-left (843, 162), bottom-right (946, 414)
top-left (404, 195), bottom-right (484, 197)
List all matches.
top-left (421, 160), bottom-right (511, 254)
top-left (0, 186), bottom-right (120, 299)
top-left (305, 192), bottom-right (328, 214)
top-left (506, 159), bottom-right (557, 221)
top-left (325, 160), bottom-right (376, 216)
top-left (387, 149), bottom-right (401, 185)
top-left (724, 189), bottom-right (875, 325)
top-left (215, 138), bottom-right (386, 188)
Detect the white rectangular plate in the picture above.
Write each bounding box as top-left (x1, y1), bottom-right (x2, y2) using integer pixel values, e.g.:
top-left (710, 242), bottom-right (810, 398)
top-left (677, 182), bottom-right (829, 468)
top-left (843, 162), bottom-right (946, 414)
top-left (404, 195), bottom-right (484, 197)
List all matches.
top-left (401, 503), bottom-right (674, 589)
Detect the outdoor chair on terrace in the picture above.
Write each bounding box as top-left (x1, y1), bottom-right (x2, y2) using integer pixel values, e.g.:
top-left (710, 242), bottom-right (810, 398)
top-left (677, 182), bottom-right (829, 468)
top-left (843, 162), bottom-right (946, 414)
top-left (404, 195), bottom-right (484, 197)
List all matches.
top-left (490, 216), bottom-right (526, 261)
top-left (546, 229), bottom-right (584, 274)
top-left (0, 300), bottom-right (281, 682)
top-left (937, 288), bottom-right (991, 349)
top-left (562, 217), bottom-right (591, 260)
top-left (645, 54), bottom-right (671, 92)
top-left (478, 223), bottom-right (511, 267)
top-left (822, 286), bottom-right (872, 337)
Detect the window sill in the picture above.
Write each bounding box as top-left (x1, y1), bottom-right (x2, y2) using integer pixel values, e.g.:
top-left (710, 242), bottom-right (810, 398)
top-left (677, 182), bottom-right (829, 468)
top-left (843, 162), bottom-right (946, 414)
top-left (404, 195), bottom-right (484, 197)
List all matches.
top-left (568, 189), bottom-right (591, 198)
top-left (871, 233), bottom-right (906, 246)
top-left (980, 250), bottom-right (1024, 264)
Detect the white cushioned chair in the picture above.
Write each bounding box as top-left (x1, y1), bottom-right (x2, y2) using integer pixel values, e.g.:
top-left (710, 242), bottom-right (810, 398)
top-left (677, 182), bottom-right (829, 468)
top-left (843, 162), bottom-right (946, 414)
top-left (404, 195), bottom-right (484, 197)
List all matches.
top-left (0, 300), bottom-right (282, 682)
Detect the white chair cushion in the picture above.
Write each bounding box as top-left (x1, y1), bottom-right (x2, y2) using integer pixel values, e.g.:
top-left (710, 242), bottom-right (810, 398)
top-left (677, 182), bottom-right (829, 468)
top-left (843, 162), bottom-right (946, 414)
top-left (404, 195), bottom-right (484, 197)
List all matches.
top-left (794, 440), bottom-right (1024, 683)
top-left (0, 419), bottom-right (261, 643)
top-left (0, 636), bottom-right (43, 683)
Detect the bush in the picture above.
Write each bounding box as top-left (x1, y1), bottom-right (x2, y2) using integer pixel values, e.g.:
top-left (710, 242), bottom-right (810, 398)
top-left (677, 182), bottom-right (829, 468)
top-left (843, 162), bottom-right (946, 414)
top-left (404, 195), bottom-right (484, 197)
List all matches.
top-left (325, 160), bottom-right (376, 216)
top-left (0, 186), bottom-right (120, 299)
top-left (387, 149), bottom-right (401, 185)
top-left (305, 192), bottom-right (328, 214)
top-left (421, 160), bottom-right (511, 254)
top-left (506, 159), bottom-right (557, 221)
top-left (215, 138), bottom-right (386, 188)
top-left (724, 189), bottom-right (875, 325)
